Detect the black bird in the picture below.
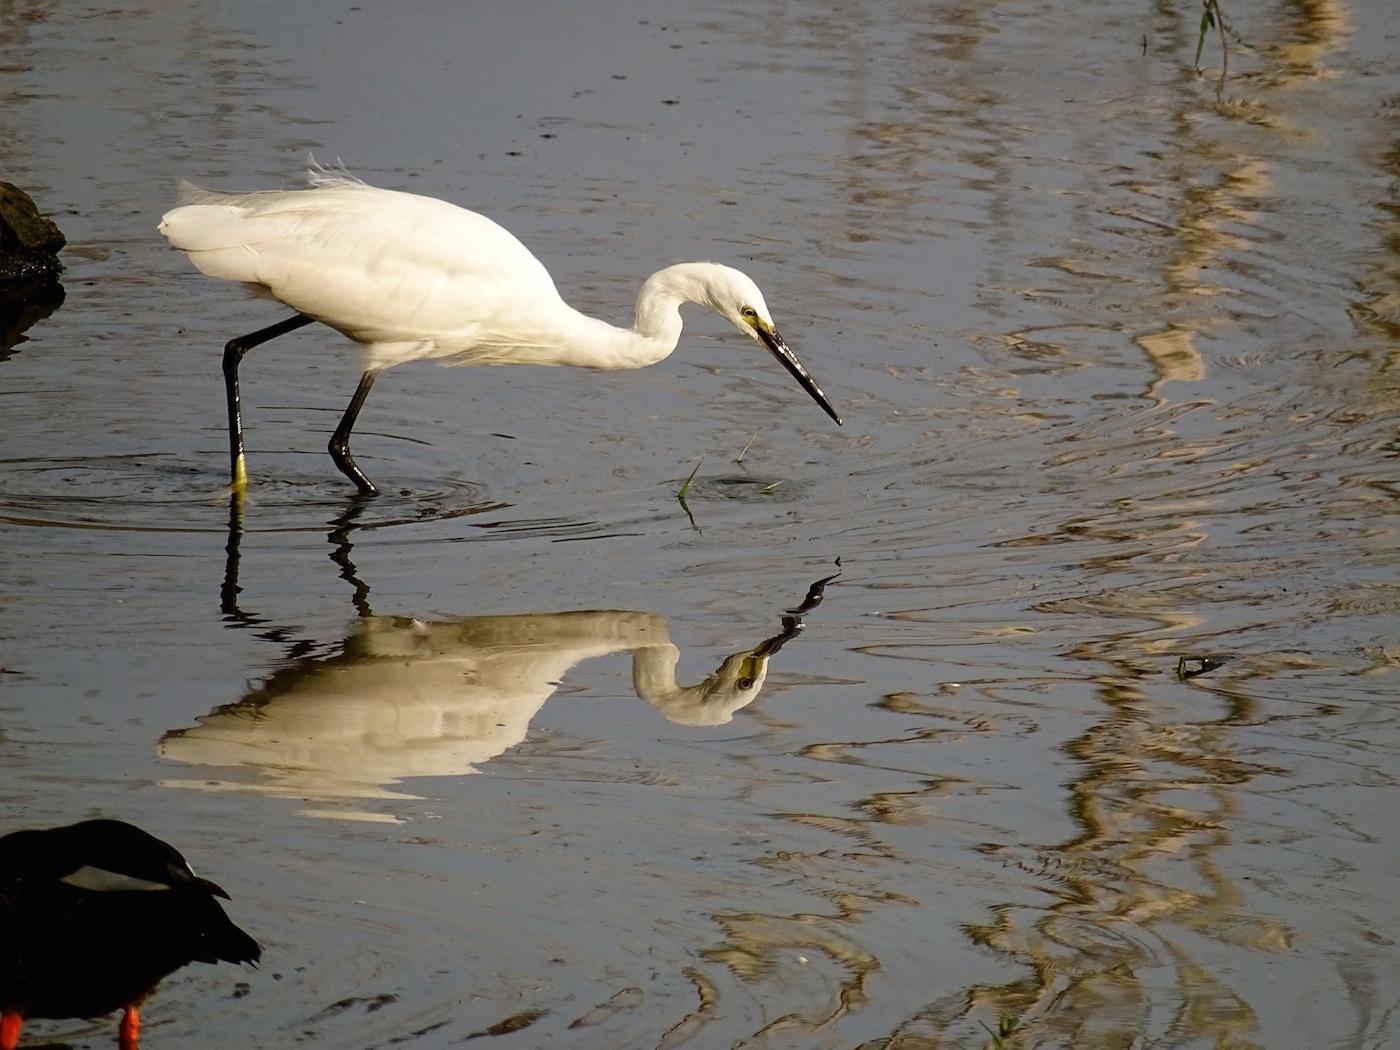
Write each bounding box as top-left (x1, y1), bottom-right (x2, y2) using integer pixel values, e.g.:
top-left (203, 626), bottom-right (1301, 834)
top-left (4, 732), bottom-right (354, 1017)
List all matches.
top-left (0, 819), bottom-right (260, 1050)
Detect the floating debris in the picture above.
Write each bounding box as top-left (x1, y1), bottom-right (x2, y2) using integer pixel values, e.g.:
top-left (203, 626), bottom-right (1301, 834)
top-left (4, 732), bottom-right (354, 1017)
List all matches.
top-left (1177, 655), bottom-right (1226, 679)
top-left (463, 1008), bottom-right (548, 1039)
top-left (683, 474), bottom-right (808, 503)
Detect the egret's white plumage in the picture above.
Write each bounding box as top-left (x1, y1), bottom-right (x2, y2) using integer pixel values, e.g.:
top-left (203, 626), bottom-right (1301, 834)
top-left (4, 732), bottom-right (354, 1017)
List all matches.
top-left (158, 169), bottom-right (840, 495)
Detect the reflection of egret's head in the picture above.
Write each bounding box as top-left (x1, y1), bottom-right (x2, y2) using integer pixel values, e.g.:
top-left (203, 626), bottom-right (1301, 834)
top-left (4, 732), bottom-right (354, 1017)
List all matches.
top-left (634, 614), bottom-right (804, 726)
top-left (639, 648), bottom-right (771, 727)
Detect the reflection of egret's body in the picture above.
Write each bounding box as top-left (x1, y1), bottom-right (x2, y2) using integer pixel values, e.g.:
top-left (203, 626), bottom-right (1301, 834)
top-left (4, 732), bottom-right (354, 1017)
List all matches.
top-left (160, 610), bottom-right (786, 818)
top-left (158, 168), bottom-right (841, 495)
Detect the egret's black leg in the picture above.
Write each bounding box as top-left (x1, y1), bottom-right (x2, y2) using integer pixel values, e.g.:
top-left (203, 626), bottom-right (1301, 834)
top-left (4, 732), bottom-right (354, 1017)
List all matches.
top-left (329, 369), bottom-right (382, 496)
top-left (222, 313), bottom-right (315, 489)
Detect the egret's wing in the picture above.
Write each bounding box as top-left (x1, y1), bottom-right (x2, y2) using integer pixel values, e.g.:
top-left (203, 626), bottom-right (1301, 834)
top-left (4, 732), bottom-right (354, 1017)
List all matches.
top-left (160, 184), bottom-right (564, 346)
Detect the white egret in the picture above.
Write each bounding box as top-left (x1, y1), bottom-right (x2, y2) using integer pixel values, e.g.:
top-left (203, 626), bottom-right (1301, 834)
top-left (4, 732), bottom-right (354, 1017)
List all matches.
top-left (158, 169), bottom-right (842, 496)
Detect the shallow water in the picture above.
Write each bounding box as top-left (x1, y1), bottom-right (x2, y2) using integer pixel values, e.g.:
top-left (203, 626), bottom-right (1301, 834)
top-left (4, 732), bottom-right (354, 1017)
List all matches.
top-left (3, 0), bottom-right (1400, 1046)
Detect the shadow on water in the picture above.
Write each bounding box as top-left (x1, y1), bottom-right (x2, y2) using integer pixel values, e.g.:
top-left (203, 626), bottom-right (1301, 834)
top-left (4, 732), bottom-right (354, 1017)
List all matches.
top-left (0, 277), bottom-right (64, 362)
top-left (164, 495), bottom-right (839, 820)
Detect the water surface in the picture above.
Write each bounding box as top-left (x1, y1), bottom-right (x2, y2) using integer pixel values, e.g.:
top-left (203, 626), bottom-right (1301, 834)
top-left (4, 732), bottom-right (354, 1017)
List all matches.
top-left (2, 0), bottom-right (1399, 1046)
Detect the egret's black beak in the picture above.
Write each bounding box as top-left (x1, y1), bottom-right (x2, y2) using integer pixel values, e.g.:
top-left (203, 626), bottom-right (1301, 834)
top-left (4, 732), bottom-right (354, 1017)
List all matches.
top-left (756, 325), bottom-right (842, 425)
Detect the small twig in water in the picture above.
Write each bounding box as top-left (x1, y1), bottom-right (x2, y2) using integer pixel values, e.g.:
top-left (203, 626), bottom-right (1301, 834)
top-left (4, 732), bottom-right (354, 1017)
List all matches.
top-left (677, 455), bottom-right (704, 502)
top-left (735, 431), bottom-right (759, 463)
top-left (1193, 0), bottom-right (1229, 91)
top-left (676, 455), bottom-right (704, 531)
top-left (978, 1013), bottom-right (1021, 1050)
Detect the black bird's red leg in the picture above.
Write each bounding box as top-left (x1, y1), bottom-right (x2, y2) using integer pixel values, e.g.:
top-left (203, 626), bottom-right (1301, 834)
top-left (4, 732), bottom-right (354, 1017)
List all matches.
top-left (119, 1006), bottom-right (140, 1050)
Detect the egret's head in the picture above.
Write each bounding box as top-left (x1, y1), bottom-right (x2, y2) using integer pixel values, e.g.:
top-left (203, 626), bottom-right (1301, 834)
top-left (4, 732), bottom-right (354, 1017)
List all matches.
top-left (645, 649), bottom-right (772, 727)
top-left (695, 264), bottom-right (773, 335)
top-left (689, 263), bottom-right (843, 426)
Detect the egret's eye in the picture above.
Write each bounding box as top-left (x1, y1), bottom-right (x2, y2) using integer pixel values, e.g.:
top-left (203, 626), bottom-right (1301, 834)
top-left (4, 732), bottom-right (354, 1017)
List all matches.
top-left (738, 677), bottom-right (755, 690)
top-left (741, 307), bottom-right (758, 321)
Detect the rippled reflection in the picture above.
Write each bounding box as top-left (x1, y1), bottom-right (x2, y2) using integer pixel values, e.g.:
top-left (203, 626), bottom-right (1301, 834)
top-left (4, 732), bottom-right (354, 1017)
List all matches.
top-left (944, 672), bottom-right (1293, 1048)
top-left (798, 0), bottom-right (1381, 1040)
top-left (161, 498), bottom-right (836, 819)
top-left (696, 0), bottom-right (1392, 1045)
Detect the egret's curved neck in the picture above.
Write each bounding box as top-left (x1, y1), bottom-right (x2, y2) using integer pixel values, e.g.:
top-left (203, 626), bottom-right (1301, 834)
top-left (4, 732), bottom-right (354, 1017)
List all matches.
top-left (630, 642), bottom-right (762, 727)
top-left (548, 264), bottom-right (719, 370)
top-left (631, 643), bottom-right (690, 706)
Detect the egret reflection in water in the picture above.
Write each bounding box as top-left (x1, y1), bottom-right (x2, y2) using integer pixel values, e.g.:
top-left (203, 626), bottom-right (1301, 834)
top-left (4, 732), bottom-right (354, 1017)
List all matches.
top-left (160, 498), bottom-right (838, 818)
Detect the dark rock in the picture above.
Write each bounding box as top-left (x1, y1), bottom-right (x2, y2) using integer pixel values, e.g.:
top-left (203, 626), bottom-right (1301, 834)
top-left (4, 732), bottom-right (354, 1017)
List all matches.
top-left (0, 181), bottom-right (66, 282)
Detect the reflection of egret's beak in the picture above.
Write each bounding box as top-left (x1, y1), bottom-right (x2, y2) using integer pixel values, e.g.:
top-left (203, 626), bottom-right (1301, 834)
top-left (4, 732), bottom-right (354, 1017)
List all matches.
top-left (756, 324), bottom-right (843, 425)
top-left (752, 615), bottom-right (802, 659)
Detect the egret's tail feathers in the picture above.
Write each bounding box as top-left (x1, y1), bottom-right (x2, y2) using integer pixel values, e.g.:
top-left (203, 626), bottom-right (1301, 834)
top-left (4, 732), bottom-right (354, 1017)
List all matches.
top-left (158, 201), bottom-right (283, 286)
